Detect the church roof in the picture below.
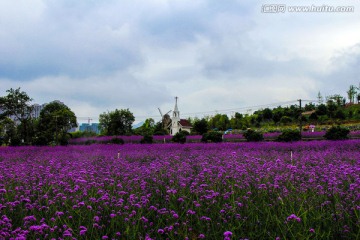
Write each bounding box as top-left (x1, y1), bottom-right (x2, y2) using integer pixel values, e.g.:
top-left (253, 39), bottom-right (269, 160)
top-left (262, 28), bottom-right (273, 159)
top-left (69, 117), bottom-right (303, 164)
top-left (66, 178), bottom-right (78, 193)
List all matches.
top-left (179, 119), bottom-right (192, 127)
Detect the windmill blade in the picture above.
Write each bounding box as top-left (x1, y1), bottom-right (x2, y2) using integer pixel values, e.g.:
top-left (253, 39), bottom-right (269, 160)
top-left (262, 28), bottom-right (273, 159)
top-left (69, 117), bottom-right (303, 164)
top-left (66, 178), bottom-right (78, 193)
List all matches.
top-left (158, 108), bottom-right (163, 117)
top-left (165, 110), bottom-right (172, 115)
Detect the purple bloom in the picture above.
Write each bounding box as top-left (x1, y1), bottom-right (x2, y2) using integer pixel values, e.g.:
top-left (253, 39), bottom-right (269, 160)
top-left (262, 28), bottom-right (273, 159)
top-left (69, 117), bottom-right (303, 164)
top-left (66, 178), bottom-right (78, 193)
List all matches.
top-left (63, 230), bottom-right (72, 237)
top-left (287, 214), bottom-right (301, 222)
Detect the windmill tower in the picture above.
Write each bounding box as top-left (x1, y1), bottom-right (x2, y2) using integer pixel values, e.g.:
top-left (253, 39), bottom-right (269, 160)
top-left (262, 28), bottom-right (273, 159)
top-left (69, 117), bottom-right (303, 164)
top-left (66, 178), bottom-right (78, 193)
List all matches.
top-left (158, 108), bottom-right (172, 130)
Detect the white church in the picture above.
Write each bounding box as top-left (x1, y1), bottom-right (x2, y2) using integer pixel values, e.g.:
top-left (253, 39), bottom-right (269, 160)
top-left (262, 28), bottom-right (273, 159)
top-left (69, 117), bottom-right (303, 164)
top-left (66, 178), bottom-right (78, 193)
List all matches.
top-left (169, 97), bottom-right (192, 136)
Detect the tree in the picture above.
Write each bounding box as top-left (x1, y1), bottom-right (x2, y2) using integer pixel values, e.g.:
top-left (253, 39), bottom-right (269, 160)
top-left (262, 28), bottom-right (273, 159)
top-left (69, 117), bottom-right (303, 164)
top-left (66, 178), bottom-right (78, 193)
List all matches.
top-left (192, 118), bottom-right (209, 135)
top-left (172, 130), bottom-right (189, 143)
top-left (134, 118), bottom-right (155, 136)
top-left (262, 108), bottom-right (273, 120)
top-left (201, 131), bottom-right (223, 143)
top-left (99, 109), bottom-right (135, 136)
top-left (324, 126), bottom-right (349, 140)
top-left (276, 129), bottom-right (301, 142)
top-left (317, 91), bottom-right (324, 105)
top-left (153, 121), bottom-right (168, 135)
top-left (316, 104), bottom-right (327, 116)
top-left (347, 85), bottom-right (357, 104)
top-left (0, 117), bottom-right (19, 146)
top-left (243, 129), bottom-right (264, 142)
top-left (304, 102), bottom-right (316, 111)
top-left (36, 101), bottom-right (77, 145)
top-left (208, 114), bottom-right (230, 131)
top-left (0, 88), bottom-right (34, 144)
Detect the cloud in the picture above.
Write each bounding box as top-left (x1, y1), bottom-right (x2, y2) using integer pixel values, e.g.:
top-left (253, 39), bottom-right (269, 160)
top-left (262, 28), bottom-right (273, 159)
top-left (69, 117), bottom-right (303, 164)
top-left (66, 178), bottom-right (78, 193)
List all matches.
top-left (1, 0), bottom-right (360, 122)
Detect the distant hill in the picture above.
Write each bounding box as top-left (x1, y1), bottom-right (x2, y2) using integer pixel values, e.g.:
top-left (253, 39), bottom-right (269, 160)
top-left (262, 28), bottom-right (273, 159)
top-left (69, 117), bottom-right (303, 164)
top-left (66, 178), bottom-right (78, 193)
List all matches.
top-left (132, 121), bottom-right (144, 129)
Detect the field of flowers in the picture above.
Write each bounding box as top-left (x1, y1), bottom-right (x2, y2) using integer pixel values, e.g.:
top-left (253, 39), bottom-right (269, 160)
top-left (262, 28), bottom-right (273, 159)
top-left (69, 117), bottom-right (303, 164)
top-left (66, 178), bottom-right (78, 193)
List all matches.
top-left (0, 141), bottom-right (359, 239)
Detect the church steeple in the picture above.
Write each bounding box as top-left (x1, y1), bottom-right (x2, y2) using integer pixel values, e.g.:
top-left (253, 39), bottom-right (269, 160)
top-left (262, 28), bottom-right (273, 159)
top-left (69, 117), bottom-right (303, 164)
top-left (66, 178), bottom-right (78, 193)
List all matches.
top-left (173, 96), bottom-right (179, 119)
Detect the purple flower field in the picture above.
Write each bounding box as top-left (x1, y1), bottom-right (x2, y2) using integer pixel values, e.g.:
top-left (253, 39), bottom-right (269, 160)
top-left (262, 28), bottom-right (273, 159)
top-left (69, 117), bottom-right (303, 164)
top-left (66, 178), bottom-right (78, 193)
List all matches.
top-left (0, 141), bottom-right (359, 239)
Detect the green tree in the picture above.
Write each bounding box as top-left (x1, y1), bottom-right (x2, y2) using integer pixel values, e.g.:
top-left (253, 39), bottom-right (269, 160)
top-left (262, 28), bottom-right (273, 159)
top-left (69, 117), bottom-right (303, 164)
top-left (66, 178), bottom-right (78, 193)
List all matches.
top-left (172, 130), bottom-right (188, 143)
top-left (324, 126), bottom-right (349, 140)
top-left (0, 88), bottom-right (34, 144)
top-left (201, 131), bottom-right (223, 143)
top-left (134, 118), bottom-right (155, 136)
top-left (192, 118), bottom-right (209, 135)
top-left (36, 101), bottom-right (77, 145)
top-left (208, 114), bottom-right (231, 131)
top-left (304, 102), bottom-right (316, 111)
top-left (316, 104), bottom-right (327, 116)
top-left (347, 85), bottom-right (357, 104)
top-left (0, 117), bottom-right (19, 146)
top-left (153, 121), bottom-right (168, 135)
top-left (99, 109), bottom-right (135, 136)
top-left (243, 129), bottom-right (264, 142)
top-left (262, 108), bottom-right (273, 120)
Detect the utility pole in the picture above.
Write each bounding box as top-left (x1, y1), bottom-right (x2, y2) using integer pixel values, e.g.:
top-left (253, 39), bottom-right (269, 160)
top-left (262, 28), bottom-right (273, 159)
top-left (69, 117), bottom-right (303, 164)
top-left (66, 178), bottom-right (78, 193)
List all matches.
top-left (298, 99), bottom-right (302, 137)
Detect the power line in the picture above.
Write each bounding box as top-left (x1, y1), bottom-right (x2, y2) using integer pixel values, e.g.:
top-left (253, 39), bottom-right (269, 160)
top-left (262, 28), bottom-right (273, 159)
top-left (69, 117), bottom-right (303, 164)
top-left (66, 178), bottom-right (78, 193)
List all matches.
top-left (75, 99), bottom-right (317, 123)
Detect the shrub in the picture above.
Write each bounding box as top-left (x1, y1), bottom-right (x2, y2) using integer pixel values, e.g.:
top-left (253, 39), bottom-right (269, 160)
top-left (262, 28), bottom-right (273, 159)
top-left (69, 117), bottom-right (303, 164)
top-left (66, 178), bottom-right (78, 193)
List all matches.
top-left (33, 135), bottom-right (49, 146)
top-left (324, 126), bottom-right (349, 140)
top-left (172, 131), bottom-right (187, 144)
top-left (85, 140), bottom-right (97, 145)
top-left (110, 137), bottom-right (125, 144)
top-left (201, 131), bottom-right (223, 143)
top-left (243, 129), bottom-right (264, 142)
top-left (9, 136), bottom-right (22, 146)
top-left (140, 135), bottom-right (153, 144)
top-left (280, 116), bottom-right (292, 124)
top-left (59, 134), bottom-right (70, 146)
top-left (276, 129), bottom-right (301, 142)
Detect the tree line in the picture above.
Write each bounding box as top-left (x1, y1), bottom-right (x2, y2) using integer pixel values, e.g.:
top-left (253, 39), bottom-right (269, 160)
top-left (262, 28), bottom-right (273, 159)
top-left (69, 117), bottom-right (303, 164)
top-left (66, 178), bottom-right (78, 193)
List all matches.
top-left (0, 88), bottom-right (77, 146)
top-left (1, 85), bottom-right (359, 146)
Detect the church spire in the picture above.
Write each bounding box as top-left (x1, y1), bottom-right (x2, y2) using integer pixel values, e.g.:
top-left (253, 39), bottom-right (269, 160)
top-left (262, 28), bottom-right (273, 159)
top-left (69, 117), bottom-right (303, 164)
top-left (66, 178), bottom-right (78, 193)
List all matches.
top-left (173, 96), bottom-right (180, 119)
top-left (174, 96), bottom-right (179, 112)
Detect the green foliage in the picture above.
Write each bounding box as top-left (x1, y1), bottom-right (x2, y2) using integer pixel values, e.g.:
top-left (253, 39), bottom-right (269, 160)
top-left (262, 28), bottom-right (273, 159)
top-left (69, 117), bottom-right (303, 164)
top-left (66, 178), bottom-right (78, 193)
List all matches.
top-left (208, 114), bottom-right (230, 131)
top-left (192, 118), bottom-right (209, 135)
top-left (280, 116), bottom-right (292, 124)
top-left (309, 112), bottom-right (318, 121)
top-left (134, 118), bottom-right (156, 136)
top-left (172, 131), bottom-right (188, 143)
top-left (58, 133), bottom-right (71, 146)
top-left (140, 135), bottom-right (153, 144)
top-left (0, 88), bottom-right (34, 144)
top-left (110, 137), bottom-right (125, 144)
top-left (243, 129), bottom-right (264, 142)
top-left (153, 121), bottom-right (168, 135)
top-left (324, 126), bottom-right (350, 140)
top-left (276, 129), bottom-right (301, 142)
top-left (99, 109), bottom-right (135, 136)
top-left (71, 131), bottom-right (97, 138)
top-left (201, 131), bottom-right (223, 143)
top-left (36, 101), bottom-right (77, 145)
top-left (316, 104), bottom-right (327, 116)
top-left (335, 109), bottom-right (346, 120)
top-left (33, 135), bottom-right (50, 146)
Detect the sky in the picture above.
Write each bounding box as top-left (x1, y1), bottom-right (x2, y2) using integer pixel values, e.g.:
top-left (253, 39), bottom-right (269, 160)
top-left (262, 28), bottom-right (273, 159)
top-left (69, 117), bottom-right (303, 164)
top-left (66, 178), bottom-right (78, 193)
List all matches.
top-left (1, 0), bottom-right (360, 123)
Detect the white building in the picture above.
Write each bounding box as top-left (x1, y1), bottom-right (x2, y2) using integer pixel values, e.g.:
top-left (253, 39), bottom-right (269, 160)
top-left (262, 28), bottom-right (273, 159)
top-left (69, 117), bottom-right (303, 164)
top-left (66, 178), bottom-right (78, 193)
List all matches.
top-left (170, 97), bottom-right (192, 135)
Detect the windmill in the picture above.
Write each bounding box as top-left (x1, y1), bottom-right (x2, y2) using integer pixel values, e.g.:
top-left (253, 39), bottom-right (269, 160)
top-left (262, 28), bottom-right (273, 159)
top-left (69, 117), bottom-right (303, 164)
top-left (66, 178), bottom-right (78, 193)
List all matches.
top-left (158, 108), bottom-right (172, 130)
